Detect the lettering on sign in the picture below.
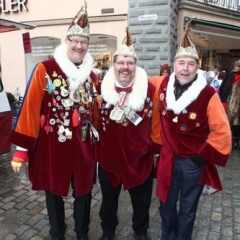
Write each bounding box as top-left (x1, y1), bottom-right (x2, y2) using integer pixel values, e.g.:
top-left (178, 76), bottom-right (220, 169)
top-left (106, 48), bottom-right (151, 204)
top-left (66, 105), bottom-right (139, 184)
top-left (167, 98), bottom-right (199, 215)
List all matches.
top-left (0, 0), bottom-right (28, 14)
top-left (88, 44), bottom-right (109, 56)
top-left (138, 14), bottom-right (158, 21)
top-left (32, 46), bottom-right (55, 57)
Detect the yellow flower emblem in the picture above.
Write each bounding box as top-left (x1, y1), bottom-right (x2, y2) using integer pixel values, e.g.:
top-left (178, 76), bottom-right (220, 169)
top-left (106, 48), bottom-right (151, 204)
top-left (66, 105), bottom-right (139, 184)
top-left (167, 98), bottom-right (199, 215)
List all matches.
top-left (189, 112), bottom-right (197, 120)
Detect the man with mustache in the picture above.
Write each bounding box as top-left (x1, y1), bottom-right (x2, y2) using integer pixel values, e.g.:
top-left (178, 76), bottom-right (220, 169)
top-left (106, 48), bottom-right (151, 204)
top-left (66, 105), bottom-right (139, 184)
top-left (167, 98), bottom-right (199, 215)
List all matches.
top-left (96, 27), bottom-right (161, 240)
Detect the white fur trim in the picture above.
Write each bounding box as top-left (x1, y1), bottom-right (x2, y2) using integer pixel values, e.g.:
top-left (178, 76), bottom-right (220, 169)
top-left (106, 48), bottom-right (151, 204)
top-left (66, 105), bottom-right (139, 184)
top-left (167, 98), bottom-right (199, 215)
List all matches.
top-left (54, 44), bottom-right (93, 91)
top-left (101, 66), bottom-right (148, 111)
top-left (166, 72), bottom-right (207, 114)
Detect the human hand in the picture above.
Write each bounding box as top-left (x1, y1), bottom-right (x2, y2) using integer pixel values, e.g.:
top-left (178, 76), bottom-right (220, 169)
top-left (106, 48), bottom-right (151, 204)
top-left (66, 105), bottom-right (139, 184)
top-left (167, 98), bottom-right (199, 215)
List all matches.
top-left (11, 150), bottom-right (29, 174)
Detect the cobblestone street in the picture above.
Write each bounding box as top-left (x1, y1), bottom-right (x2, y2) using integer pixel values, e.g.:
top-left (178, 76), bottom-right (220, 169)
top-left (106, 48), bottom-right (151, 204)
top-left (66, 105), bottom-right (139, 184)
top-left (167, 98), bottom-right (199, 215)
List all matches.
top-left (1, 145), bottom-right (240, 240)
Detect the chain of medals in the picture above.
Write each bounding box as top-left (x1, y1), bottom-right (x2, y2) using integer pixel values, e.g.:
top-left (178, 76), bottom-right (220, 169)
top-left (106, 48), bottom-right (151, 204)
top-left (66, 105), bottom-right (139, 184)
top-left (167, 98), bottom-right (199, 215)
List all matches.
top-left (99, 91), bottom-right (153, 131)
top-left (109, 91), bottom-right (131, 127)
top-left (44, 71), bottom-right (97, 142)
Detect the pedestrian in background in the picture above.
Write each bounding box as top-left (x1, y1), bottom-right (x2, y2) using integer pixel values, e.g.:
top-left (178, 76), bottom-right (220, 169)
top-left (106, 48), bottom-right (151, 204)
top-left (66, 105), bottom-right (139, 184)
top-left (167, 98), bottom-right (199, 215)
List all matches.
top-left (206, 64), bottom-right (222, 92)
top-left (160, 63), bottom-right (171, 77)
top-left (156, 28), bottom-right (231, 240)
top-left (10, 1), bottom-right (98, 239)
top-left (96, 27), bottom-right (161, 240)
top-left (219, 59), bottom-right (240, 149)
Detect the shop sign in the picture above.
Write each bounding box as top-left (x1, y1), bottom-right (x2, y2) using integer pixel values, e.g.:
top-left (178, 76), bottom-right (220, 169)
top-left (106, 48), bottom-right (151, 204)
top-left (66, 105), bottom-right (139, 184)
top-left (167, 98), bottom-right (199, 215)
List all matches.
top-left (0, 0), bottom-right (28, 14)
top-left (229, 49), bottom-right (240, 57)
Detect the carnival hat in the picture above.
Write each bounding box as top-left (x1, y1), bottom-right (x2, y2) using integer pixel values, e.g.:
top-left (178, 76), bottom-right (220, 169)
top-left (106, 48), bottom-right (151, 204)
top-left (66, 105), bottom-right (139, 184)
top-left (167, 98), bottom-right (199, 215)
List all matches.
top-left (175, 28), bottom-right (199, 60)
top-left (114, 26), bottom-right (137, 58)
top-left (67, 0), bottom-right (90, 39)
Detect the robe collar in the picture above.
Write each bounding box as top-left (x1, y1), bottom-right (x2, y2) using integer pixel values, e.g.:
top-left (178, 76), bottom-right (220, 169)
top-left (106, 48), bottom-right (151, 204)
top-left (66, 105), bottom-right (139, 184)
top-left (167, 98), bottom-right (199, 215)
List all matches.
top-left (166, 72), bottom-right (207, 114)
top-left (53, 44), bottom-right (93, 91)
top-left (101, 66), bottom-right (148, 111)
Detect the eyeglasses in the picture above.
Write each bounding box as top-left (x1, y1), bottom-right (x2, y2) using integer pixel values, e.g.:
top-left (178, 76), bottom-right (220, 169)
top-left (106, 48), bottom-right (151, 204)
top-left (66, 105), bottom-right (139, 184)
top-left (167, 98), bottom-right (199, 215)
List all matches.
top-left (68, 38), bottom-right (89, 47)
top-left (114, 61), bottom-right (136, 67)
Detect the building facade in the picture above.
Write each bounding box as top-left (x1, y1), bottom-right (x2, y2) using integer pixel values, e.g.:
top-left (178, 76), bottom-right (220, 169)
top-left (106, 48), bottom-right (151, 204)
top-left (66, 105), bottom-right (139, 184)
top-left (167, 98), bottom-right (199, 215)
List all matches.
top-left (178, 0), bottom-right (240, 72)
top-left (129, 0), bottom-right (178, 76)
top-left (0, 0), bottom-right (128, 94)
top-left (129, 0), bottom-right (240, 75)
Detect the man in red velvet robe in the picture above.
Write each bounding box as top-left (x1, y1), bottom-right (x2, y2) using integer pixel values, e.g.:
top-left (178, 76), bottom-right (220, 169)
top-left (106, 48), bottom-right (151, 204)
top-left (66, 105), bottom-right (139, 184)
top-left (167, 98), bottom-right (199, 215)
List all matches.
top-left (10, 2), bottom-right (97, 240)
top-left (96, 27), bottom-right (161, 240)
top-left (156, 28), bottom-right (231, 240)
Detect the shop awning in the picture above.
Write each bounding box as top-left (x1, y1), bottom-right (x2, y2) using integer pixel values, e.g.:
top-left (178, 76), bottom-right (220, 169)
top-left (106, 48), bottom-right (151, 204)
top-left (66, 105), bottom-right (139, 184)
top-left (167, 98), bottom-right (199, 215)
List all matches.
top-left (0, 18), bottom-right (35, 33)
top-left (184, 17), bottom-right (240, 32)
top-left (183, 16), bottom-right (240, 54)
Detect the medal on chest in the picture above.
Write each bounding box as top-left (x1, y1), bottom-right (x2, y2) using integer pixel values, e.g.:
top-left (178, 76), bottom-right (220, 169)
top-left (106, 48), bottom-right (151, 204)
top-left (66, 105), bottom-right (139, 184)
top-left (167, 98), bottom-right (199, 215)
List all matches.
top-left (109, 103), bottom-right (143, 127)
top-left (44, 71), bottom-right (97, 142)
top-left (109, 91), bottom-right (129, 126)
top-left (126, 109), bottom-right (143, 126)
top-left (69, 90), bottom-right (81, 102)
top-left (109, 106), bottom-right (125, 122)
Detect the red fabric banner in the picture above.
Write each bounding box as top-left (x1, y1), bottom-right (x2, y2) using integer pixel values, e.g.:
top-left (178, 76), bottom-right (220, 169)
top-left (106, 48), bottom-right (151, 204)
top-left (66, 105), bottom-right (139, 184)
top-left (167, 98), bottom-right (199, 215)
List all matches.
top-left (22, 32), bottom-right (32, 54)
top-left (0, 111), bottom-right (12, 154)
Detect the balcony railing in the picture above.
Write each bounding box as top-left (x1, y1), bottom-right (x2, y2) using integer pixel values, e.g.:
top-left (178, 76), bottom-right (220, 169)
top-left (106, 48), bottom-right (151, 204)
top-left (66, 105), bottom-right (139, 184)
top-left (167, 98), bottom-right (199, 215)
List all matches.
top-left (196, 0), bottom-right (240, 11)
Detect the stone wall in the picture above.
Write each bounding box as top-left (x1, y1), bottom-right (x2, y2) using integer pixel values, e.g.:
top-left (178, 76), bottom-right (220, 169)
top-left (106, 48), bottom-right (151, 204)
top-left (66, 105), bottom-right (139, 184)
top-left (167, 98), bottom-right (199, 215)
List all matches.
top-left (128, 0), bottom-right (178, 76)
